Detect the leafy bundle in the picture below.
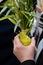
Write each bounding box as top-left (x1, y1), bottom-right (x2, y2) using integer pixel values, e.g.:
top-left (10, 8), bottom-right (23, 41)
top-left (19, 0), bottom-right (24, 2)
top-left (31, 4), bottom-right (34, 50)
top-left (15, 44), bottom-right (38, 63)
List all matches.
top-left (0, 0), bottom-right (35, 46)
top-left (0, 0), bottom-right (34, 46)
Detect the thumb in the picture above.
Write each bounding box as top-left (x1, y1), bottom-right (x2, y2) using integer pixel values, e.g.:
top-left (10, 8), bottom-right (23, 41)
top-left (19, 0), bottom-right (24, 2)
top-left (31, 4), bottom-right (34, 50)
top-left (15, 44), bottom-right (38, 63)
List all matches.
top-left (31, 37), bottom-right (36, 47)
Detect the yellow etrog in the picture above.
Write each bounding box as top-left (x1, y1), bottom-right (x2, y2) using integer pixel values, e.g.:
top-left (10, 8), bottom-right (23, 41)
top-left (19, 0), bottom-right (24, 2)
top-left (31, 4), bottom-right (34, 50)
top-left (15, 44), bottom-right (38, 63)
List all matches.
top-left (19, 31), bottom-right (31, 46)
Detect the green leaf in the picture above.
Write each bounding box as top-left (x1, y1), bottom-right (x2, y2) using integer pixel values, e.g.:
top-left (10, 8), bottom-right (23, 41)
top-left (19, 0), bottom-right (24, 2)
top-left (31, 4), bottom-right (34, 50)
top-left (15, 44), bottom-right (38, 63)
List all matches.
top-left (0, 0), bottom-right (3, 3)
top-left (0, 0), bottom-right (34, 35)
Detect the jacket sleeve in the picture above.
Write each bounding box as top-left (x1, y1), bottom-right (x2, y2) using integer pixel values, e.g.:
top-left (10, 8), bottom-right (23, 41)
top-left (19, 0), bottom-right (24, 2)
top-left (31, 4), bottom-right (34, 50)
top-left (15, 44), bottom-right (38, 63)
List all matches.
top-left (20, 60), bottom-right (35, 65)
top-left (40, 12), bottom-right (43, 22)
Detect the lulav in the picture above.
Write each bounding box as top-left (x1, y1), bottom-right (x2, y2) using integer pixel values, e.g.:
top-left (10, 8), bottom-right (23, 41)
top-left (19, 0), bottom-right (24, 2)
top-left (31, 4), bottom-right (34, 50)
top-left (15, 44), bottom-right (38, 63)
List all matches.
top-left (0, 0), bottom-right (34, 46)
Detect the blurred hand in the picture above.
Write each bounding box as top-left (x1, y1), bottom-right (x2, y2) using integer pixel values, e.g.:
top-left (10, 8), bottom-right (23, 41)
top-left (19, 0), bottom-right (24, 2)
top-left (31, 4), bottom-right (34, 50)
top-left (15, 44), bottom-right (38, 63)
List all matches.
top-left (36, 5), bottom-right (43, 13)
top-left (13, 35), bottom-right (37, 63)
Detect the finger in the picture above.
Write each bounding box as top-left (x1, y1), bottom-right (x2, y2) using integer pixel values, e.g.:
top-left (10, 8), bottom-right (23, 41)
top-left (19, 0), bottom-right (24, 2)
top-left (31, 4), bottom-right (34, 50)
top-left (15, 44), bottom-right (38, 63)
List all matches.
top-left (35, 47), bottom-right (37, 52)
top-left (14, 34), bottom-right (23, 47)
top-left (13, 34), bottom-right (19, 45)
top-left (13, 36), bottom-right (20, 52)
top-left (31, 37), bottom-right (36, 47)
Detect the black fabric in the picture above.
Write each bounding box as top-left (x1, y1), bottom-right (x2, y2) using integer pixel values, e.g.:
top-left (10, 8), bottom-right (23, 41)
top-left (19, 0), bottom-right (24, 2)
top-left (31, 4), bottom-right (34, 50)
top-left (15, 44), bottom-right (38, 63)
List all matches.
top-left (39, 14), bottom-right (43, 42)
top-left (21, 60), bottom-right (35, 65)
top-left (36, 50), bottom-right (43, 65)
top-left (39, 14), bottom-right (43, 29)
top-left (40, 14), bottom-right (43, 22)
top-left (0, 19), bottom-right (21, 65)
top-left (39, 31), bottom-right (43, 42)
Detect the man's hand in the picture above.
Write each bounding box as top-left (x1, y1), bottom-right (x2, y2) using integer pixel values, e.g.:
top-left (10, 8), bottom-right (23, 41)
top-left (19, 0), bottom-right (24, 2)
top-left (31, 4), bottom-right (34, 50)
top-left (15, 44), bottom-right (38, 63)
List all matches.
top-left (13, 35), bottom-right (37, 63)
top-left (36, 5), bottom-right (43, 13)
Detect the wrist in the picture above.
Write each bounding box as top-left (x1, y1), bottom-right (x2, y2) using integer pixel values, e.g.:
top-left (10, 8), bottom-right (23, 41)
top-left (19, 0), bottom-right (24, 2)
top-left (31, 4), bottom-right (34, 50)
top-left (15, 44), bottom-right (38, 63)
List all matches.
top-left (21, 56), bottom-right (34, 63)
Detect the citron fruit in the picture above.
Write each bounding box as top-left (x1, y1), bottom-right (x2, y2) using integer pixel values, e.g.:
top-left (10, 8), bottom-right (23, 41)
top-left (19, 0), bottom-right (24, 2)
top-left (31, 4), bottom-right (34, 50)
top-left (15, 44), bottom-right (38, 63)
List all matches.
top-left (19, 31), bottom-right (31, 46)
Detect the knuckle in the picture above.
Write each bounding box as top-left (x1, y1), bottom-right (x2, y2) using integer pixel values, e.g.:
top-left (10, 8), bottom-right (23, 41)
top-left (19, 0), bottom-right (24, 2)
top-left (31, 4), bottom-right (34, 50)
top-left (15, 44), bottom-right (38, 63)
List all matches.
top-left (16, 45), bottom-right (21, 49)
top-left (14, 45), bottom-right (21, 51)
top-left (32, 45), bottom-right (35, 49)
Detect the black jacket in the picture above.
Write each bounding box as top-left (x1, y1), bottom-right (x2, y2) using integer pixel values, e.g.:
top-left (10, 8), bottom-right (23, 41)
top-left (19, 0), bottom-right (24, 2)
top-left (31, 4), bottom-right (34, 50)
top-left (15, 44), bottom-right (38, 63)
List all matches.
top-left (0, 19), bottom-right (21, 65)
top-left (21, 60), bottom-right (35, 65)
